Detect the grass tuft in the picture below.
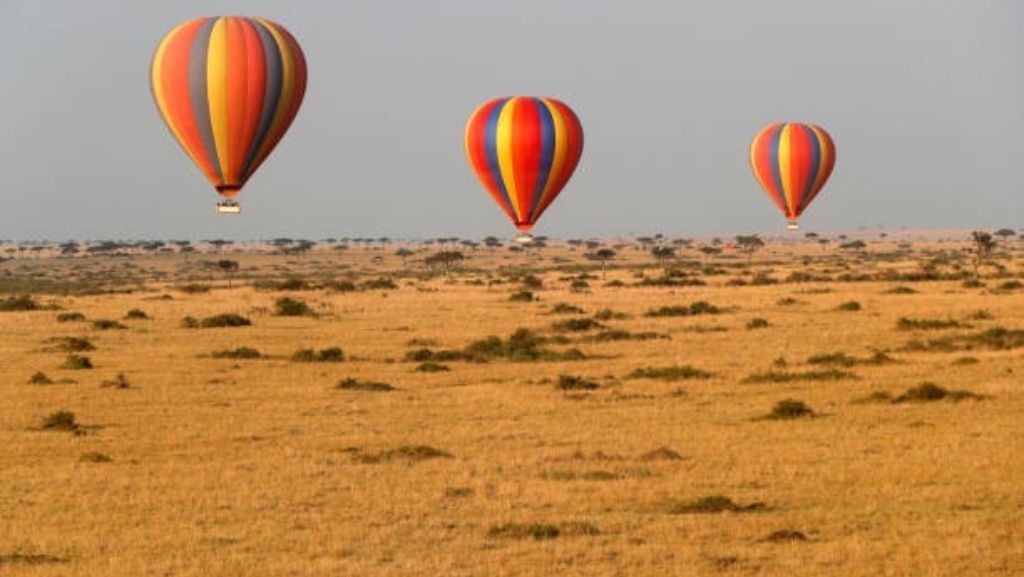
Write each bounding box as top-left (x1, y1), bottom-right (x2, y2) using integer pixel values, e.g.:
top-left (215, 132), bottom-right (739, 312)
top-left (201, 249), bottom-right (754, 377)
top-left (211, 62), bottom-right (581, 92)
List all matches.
top-left (666, 495), bottom-right (765, 515)
top-left (628, 366), bottom-right (711, 381)
top-left (335, 378), bottom-right (395, 392)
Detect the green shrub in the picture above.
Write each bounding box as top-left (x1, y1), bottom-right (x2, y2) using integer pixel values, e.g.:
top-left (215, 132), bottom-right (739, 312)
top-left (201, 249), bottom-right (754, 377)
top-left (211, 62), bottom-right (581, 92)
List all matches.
top-left (550, 303), bottom-right (585, 315)
top-left (0, 295), bottom-right (39, 311)
top-left (56, 312), bottom-right (86, 322)
top-left (200, 313), bottom-right (252, 328)
top-left (28, 372), bottom-right (54, 385)
top-left (645, 301), bottom-right (721, 317)
top-left (551, 318), bottom-right (603, 332)
top-left (627, 366), bottom-right (711, 381)
top-left (41, 410), bottom-right (78, 431)
top-left (274, 297), bottom-right (312, 317)
top-left (806, 352), bottom-right (857, 367)
top-left (92, 319), bottom-right (127, 330)
top-left (746, 318), bottom-right (770, 329)
top-left (414, 362), bottom-right (450, 373)
top-left (325, 280), bottom-right (357, 292)
top-left (100, 373), bottom-right (131, 389)
top-left (743, 369), bottom-right (858, 384)
top-left (557, 375), bottom-right (599, 390)
top-left (897, 317), bottom-right (963, 331)
top-left (894, 382), bottom-right (983, 403)
top-left (61, 355), bottom-right (93, 370)
top-left (181, 316), bottom-right (200, 328)
top-left (177, 283), bottom-right (211, 294)
top-left (666, 495), bottom-right (765, 515)
top-left (764, 399), bottom-right (815, 420)
top-left (883, 286), bottom-right (918, 295)
top-left (291, 347), bottom-right (344, 362)
top-left (123, 309), bottom-right (149, 320)
top-left (487, 523), bottom-right (560, 541)
top-left (508, 290), bottom-right (534, 302)
top-left (211, 347), bottom-right (262, 359)
top-left (335, 378), bottom-right (394, 392)
top-left (361, 277), bottom-right (397, 290)
top-left (46, 336), bottom-right (95, 352)
top-left (836, 301), bottom-right (861, 311)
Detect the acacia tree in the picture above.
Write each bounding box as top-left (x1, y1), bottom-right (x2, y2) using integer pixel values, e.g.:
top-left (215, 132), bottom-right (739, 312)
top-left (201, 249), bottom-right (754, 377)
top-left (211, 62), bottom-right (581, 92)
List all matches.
top-left (971, 231), bottom-right (995, 279)
top-left (735, 234), bottom-right (765, 267)
top-left (217, 259), bottom-right (240, 288)
top-left (425, 251), bottom-right (465, 278)
top-left (594, 248), bottom-right (616, 279)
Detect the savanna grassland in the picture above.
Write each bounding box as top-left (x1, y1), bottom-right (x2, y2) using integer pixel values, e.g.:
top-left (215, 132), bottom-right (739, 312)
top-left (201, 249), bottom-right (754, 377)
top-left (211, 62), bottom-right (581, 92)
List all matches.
top-left (1, 234), bottom-right (1022, 576)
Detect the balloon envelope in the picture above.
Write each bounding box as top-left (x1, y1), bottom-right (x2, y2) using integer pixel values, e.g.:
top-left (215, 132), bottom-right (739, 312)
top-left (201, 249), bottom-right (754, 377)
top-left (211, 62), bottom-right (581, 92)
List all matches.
top-left (150, 17), bottom-right (307, 202)
top-left (464, 97), bottom-right (583, 233)
top-left (750, 123), bottom-right (835, 228)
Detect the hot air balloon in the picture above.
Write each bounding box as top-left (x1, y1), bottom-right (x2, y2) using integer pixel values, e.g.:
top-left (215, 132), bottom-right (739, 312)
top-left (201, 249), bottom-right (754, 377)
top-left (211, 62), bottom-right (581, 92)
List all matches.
top-left (151, 17), bottom-right (307, 214)
top-left (465, 97), bottom-right (583, 241)
top-left (750, 123), bottom-right (835, 230)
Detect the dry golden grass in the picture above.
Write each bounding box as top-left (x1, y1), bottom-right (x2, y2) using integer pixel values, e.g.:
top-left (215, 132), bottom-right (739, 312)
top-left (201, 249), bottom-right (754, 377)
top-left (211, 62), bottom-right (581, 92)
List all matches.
top-left (1, 238), bottom-right (1022, 576)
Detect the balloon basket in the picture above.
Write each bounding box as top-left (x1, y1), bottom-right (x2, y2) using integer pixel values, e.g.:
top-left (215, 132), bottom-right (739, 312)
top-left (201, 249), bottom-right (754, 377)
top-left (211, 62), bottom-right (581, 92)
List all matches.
top-left (513, 234), bottom-right (535, 245)
top-left (786, 221), bottom-right (799, 230)
top-left (216, 202), bottom-right (242, 214)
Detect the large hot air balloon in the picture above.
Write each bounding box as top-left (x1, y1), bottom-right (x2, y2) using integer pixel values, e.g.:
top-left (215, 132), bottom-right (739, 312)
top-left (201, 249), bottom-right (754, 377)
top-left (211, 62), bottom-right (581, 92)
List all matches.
top-left (750, 123), bottom-right (835, 230)
top-left (465, 97), bottom-right (583, 240)
top-left (151, 17), bottom-right (307, 213)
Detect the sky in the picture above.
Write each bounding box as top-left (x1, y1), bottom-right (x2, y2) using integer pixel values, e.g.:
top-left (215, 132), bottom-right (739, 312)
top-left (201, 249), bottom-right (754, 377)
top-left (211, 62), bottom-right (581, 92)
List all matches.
top-left (0, 0), bottom-right (1022, 241)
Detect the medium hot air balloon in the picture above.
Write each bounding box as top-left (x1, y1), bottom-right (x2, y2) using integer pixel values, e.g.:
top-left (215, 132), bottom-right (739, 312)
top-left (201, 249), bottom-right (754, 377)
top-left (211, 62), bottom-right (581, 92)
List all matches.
top-left (750, 123), bottom-right (836, 229)
top-left (150, 17), bottom-right (307, 213)
top-left (465, 97), bottom-right (583, 240)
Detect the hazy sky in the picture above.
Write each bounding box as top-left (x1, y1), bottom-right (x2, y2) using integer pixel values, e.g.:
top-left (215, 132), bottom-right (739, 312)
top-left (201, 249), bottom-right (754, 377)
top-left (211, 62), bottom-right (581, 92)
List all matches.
top-left (1, 1), bottom-right (1021, 241)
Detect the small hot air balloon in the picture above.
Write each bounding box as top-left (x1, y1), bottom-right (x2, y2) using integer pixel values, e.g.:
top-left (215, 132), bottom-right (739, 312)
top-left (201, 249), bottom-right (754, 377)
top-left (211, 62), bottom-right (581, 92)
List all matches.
top-left (151, 17), bottom-right (307, 213)
top-left (750, 123), bottom-right (835, 230)
top-left (465, 97), bottom-right (583, 241)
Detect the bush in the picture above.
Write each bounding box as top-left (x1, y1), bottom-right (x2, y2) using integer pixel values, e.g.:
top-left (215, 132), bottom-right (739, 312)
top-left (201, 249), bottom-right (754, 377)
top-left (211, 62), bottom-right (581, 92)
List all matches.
top-left (508, 290), bottom-right (534, 302)
top-left (487, 523), bottom-right (561, 541)
top-left (742, 369), bottom-right (858, 384)
top-left (836, 301), bottom-right (861, 311)
top-left (0, 295), bottom-right (39, 311)
top-left (92, 319), bottom-right (127, 330)
top-left (177, 283), bottom-right (211, 294)
top-left (746, 318), bottom-right (770, 329)
top-left (274, 297), bottom-right (312, 317)
top-left (41, 410), bottom-right (79, 431)
top-left (883, 286), bottom-right (918, 295)
top-left (627, 366), bottom-right (711, 381)
top-left (894, 382), bottom-right (983, 403)
top-left (123, 309), bottom-right (149, 320)
top-left (806, 352), bottom-right (857, 367)
top-left (645, 301), bottom-right (721, 317)
top-left (28, 372), bottom-right (54, 385)
top-left (291, 347), bottom-right (344, 362)
top-left (666, 495), bottom-right (765, 515)
top-left (557, 375), bottom-right (599, 390)
top-left (46, 336), bottom-right (95, 352)
top-left (56, 312), bottom-right (86, 322)
top-left (211, 347), bottom-right (262, 359)
top-left (200, 313), bottom-right (252, 328)
top-left (361, 277), bottom-right (397, 290)
top-left (181, 316), bottom-right (200, 328)
top-left (764, 399), bottom-right (815, 420)
top-left (100, 373), bottom-right (131, 389)
top-left (354, 445), bottom-right (450, 463)
top-left (414, 362), bottom-right (450, 373)
top-left (897, 317), bottom-right (963, 331)
top-left (336, 378), bottom-right (395, 392)
top-left (255, 277), bottom-right (311, 291)
top-left (80, 452), bottom-right (113, 463)
top-left (61, 355), bottom-right (93, 370)
top-left (550, 303), bottom-right (585, 315)
top-left (551, 318), bottom-right (604, 332)
top-left (325, 280), bottom-right (357, 292)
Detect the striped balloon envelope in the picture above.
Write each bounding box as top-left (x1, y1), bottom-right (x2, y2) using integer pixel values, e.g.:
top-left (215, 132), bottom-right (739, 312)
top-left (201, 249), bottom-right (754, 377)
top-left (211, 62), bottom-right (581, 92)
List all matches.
top-left (150, 17), bottom-right (307, 212)
top-left (750, 123), bottom-right (836, 229)
top-left (465, 97), bottom-right (584, 235)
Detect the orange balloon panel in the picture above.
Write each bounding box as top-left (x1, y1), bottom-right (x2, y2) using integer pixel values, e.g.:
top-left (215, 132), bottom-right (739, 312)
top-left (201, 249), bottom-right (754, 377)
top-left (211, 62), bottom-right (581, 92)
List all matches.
top-left (151, 17), bottom-right (307, 199)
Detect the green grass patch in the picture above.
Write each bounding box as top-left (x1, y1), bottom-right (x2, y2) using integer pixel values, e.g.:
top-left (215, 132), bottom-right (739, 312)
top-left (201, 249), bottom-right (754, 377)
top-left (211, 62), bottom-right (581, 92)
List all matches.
top-left (627, 365), bottom-right (711, 381)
